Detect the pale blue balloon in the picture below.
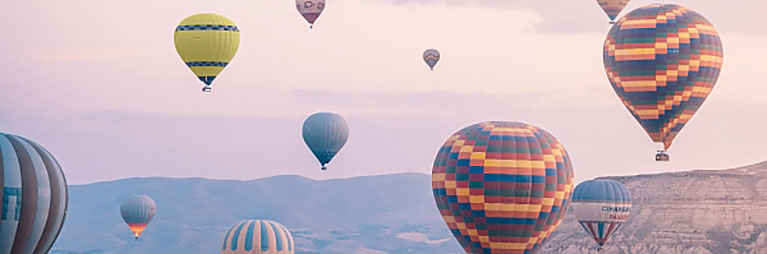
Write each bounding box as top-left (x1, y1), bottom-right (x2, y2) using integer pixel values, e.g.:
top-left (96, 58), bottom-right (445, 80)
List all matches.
top-left (120, 195), bottom-right (156, 239)
top-left (302, 112), bottom-right (349, 170)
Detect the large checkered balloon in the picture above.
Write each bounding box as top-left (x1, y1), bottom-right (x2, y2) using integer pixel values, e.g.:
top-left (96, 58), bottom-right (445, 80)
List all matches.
top-left (432, 121), bottom-right (574, 254)
top-left (604, 4), bottom-right (723, 150)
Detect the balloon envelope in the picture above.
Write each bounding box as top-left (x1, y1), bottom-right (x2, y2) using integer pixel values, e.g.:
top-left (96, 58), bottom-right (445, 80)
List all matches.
top-left (423, 49), bottom-right (440, 70)
top-left (221, 219), bottom-right (294, 254)
top-left (571, 180), bottom-right (631, 247)
top-left (603, 4), bottom-right (723, 150)
top-left (0, 133), bottom-right (68, 254)
top-left (302, 112), bottom-right (349, 170)
top-left (120, 195), bottom-right (156, 239)
top-left (432, 121), bottom-right (574, 254)
top-left (174, 13), bottom-right (241, 91)
top-left (296, 0), bottom-right (326, 27)
top-left (596, 0), bottom-right (630, 21)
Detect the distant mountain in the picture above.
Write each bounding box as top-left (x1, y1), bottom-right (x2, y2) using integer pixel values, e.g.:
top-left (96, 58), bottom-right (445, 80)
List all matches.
top-left (50, 174), bottom-right (462, 254)
top-left (51, 161), bottom-right (767, 254)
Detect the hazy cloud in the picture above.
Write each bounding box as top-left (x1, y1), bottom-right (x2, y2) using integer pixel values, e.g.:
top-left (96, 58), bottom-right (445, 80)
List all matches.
top-left (3, 90), bottom-right (764, 185)
top-left (379, 0), bottom-right (767, 34)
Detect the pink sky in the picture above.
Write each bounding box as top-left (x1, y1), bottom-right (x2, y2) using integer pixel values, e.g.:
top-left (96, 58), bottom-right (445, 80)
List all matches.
top-left (1, 0), bottom-right (765, 184)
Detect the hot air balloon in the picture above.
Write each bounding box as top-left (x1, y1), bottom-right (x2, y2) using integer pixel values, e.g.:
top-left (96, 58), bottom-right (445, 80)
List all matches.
top-left (302, 112), bottom-right (349, 171)
top-left (596, 0), bottom-right (630, 24)
top-left (423, 49), bottom-right (440, 71)
top-left (296, 0), bottom-right (325, 29)
top-left (571, 180), bottom-right (631, 252)
top-left (174, 13), bottom-right (241, 92)
top-left (432, 121), bottom-right (574, 254)
top-left (120, 195), bottom-right (156, 239)
top-left (603, 4), bottom-right (723, 161)
top-left (221, 219), bottom-right (294, 254)
top-left (0, 133), bottom-right (68, 253)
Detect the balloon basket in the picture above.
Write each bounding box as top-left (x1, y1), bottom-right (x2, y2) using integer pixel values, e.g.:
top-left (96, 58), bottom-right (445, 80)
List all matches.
top-left (655, 150), bottom-right (670, 162)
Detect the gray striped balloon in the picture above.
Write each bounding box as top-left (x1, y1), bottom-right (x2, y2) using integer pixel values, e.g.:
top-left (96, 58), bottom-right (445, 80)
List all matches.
top-left (221, 219), bottom-right (294, 254)
top-left (302, 112), bottom-right (349, 171)
top-left (0, 133), bottom-right (68, 253)
top-left (120, 195), bottom-right (156, 239)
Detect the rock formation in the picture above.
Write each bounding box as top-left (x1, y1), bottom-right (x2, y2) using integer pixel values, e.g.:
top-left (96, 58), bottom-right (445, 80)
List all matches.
top-left (543, 161), bottom-right (767, 254)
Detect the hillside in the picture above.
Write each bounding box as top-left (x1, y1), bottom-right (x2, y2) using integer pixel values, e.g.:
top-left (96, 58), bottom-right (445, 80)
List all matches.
top-left (51, 161), bottom-right (767, 253)
top-left (545, 161), bottom-right (767, 254)
top-left (50, 174), bottom-right (461, 254)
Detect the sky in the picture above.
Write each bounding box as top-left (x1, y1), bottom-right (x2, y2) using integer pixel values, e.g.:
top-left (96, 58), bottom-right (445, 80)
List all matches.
top-left (0, 0), bottom-right (765, 184)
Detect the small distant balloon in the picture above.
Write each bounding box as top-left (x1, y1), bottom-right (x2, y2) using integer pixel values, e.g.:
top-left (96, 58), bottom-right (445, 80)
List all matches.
top-left (422, 49), bottom-right (440, 71)
top-left (302, 112), bottom-right (349, 171)
top-left (572, 180), bottom-right (632, 251)
top-left (0, 133), bottom-right (68, 254)
top-left (596, 0), bottom-right (630, 23)
top-left (174, 13), bottom-right (241, 92)
top-left (120, 195), bottom-right (156, 239)
top-left (221, 219), bottom-right (294, 254)
top-left (296, 0), bottom-right (326, 29)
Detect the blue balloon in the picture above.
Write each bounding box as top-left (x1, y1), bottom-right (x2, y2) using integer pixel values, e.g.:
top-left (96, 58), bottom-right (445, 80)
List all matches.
top-left (572, 179), bottom-right (631, 203)
top-left (571, 179), bottom-right (632, 249)
top-left (302, 112), bottom-right (349, 171)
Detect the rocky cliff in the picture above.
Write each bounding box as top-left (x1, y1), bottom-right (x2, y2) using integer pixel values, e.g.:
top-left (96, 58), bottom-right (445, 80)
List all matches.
top-left (544, 161), bottom-right (767, 254)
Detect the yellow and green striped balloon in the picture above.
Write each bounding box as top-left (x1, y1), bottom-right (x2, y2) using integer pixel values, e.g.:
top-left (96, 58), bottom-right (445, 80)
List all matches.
top-left (174, 13), bottom-right (240, 92)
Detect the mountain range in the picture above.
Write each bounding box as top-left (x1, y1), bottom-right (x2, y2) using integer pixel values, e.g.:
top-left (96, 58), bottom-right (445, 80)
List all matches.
top-left (51, 161), bottom-right (767, 253)
top-left (51, 173), bottom-right (460, 254)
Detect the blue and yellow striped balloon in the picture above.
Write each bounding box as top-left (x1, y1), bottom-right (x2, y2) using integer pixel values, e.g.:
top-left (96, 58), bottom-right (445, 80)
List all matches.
top-left (174, 13), bottom-right (241, 92)
top-left (221, 219), bottom-right (294, 254)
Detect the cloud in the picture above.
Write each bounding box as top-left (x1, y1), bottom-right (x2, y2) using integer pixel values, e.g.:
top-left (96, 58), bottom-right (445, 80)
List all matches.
top-left (287, 89), bottom-right (614, 117)
top-left (377, 0), bottom-right (767, 34)
top-left (2, 90), bottom-right (764, 185)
